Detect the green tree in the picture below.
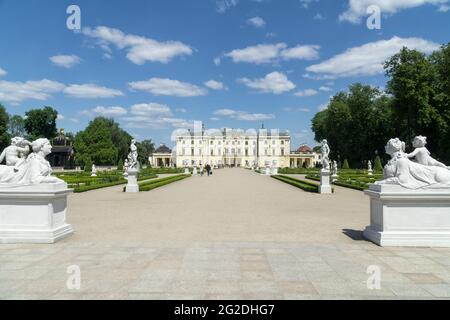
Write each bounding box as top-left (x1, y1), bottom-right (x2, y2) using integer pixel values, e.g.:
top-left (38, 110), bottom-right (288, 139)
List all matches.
top-left (374, 156), bottom-right (383, 172)
top-left (84, 157), bottom-right (93, 173)
top-left (8, 115), bottom-right (26, 137)
top-left (0, 104), bottom-right (10, 152)
top-left (342, 159), bottom-right (350, 170)
top-left (117, 159), bottom-right (124, 171)
top-left (74, 117), bottom-right (132, 166)
top-left (24, 106), bottom-right (58, 140)
top-left (385, 47), bottom-right (436, 149)
top-left (137, 139), bottom-right (155, 165)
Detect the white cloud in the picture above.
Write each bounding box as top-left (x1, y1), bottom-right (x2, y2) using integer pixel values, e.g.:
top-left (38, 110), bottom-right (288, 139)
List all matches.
top-left (439, 4), bottom-right (450, 11)
top-left (314, 13), bottom-right (325, 20)
top-left (216, 0), bottom-right (239, 13)
top-left (83, 26), bottom-right (192, 65)
top-left (176, 108), bottom-right (187, 113)
top-left (0, 79), bottom-right (65, 104)
top-left (57, 114), bottom-right (65, 120)
top-left (238, 72), bottom-right (296, 94)
top-left (306, 36), bottom-right (440, 78)
top-left (340, 0), bottom-right (450, 23)
top-left (94, 106), bottom-right (128, 116)
top-left (64, 84), bottom-right (124, 99)
top-left (319, 86), bottom-right (332, 92)
top-left (204, 80), bottom-right (226, 90)
top-left (0, 68), bottom-right (7, 77)
top-left (130, 103), bottom-right (172, 117)
top-left (299, 0), bottom-right (319, 9)
top-left (225, 43), bottom-right (320, 64)
top-left (214, 109), bottom-right (275, 121)
top-left (213, 57), bottom-right (222, 65)
top-left (294, 89), bottom-right (318, 97)
top-left (128, 78), bottom-right (207, 97)
top-left (247, 16), bottom-right (266, 28)
top-left (50, 55), bottom-right (81, 69)
top-left (280, 45), bottom-right (320, 60)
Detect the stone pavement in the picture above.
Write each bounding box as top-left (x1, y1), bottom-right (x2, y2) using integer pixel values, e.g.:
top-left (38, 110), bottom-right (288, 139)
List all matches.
top-left (1, 169), bottom-right (450, 299)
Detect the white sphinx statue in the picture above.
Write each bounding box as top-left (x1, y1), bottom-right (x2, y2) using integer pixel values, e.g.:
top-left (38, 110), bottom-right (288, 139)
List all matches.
top-left (0, 138), bottom-right (63, 187)
top-left (376, 138), bottom-right (450, 190)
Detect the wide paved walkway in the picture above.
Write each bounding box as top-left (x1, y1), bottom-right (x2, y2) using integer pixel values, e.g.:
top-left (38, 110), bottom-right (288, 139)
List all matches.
top-left (1, 169), bottom-right (450, 299)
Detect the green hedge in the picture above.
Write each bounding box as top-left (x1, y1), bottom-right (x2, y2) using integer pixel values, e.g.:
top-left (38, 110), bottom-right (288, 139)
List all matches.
top-left (73, 180), bottom-right (127, 193)
top-left (278, 168), bottom-right (320, 174)
top-left (138, 174), bottom-right (190, 192)
top-left (272, 175), bottom-right (320, 193)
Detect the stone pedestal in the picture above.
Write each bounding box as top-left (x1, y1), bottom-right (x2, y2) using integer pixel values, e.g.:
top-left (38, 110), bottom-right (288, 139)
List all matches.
top-left (271, 167), bottom-right (278, 175)
top-left (331, 174), bottom-right (338, 183)
top-left (319, 170), bottom-right (332, 194)
top-left (0, 182), bottom-right (74, 244)
top-left (125, 168), bottom-right (139, 193)
top-left (265, 167), bottom-right (271, 176)
top-left (368, 170), bottom-right (373, 176)
top-left (184, 168), bottom-right (190, 175)
top-left (193, 167), bottom-right (198, 175)
top-left (364, 184), bottom-right (450, 247)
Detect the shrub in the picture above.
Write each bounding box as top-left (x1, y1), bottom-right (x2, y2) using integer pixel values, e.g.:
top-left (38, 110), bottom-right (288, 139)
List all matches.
top-left (342, 159), bottom-right (350, 170)
top-left (138, 174), bottom-right (190, 192)
top-left (272, 175), bottom-right (320, 193)
top-left (84, 158), bottom-right (93, 173)
top-left (374, 156), bottom-right (383, 172)
top-left (117, 159), bottom-right (124, 171)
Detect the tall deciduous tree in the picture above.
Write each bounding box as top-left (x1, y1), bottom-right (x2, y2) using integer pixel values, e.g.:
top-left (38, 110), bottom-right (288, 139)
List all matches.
top-left (74, 117), bottom-right (132, 166)
top-left (137, 140), bottom-right (155, 165)
top-left (8, 115), bottom-right (26, 138)
top-left (0, 104), bottom-right (10, 152)
top-left (24, 106), bottom-right (58, 140)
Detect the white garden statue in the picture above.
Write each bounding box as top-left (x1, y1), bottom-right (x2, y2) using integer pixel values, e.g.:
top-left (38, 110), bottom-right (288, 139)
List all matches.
top-left (407, 135), bottom-right (449, 170)
top-left (364, 136), bottom-right (450, 247)
top-left (0, 137), bottom-right (32, 171)
top-left (124, 139), bottom-right (139, 192)
top-left (91, 164), bottom-right (97, 177)
top-left (376, 137), bottom-right (450, 189)
top-left (0, 138), bottom-right (73, 243)
top-left (321, 139), bottom-right (330, 171)
top-left (0, 138), bottom-right (63, 186)
top-left (368, 160), bottom-right (373, 176)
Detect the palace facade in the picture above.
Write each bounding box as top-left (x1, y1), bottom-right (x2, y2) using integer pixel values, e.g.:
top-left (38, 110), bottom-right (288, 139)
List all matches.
top-left (162, 125), bottom-right (318, 169)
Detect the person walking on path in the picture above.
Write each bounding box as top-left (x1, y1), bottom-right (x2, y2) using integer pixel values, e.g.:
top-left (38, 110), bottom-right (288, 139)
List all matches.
top-left (205, 164), bottom-right (212, 176)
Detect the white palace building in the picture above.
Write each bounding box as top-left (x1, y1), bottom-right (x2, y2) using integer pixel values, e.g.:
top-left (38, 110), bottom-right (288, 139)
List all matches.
top-left (151, 123), bottom-right (320, 169)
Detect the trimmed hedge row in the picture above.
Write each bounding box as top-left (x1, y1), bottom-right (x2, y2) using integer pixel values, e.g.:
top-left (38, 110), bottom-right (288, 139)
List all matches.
top-left (272, 175), bottom-right (320, 193)
top-left (72, 180), bottom-right (127, 193)
top-left (138, 174), bottom-right (190, 192)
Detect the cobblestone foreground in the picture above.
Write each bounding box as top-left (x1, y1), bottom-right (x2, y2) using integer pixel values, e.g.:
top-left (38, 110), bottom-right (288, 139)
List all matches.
top-left (1, 169), bottom-right (450, 299)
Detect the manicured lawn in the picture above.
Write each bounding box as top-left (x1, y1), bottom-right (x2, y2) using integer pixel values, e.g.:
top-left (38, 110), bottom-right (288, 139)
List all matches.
top-left (138, 174), bottom-right (190, 192)
top-left (272, 175), bottom-right (321, 193)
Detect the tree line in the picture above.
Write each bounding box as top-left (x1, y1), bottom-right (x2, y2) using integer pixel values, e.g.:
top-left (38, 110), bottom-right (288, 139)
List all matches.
top-left (0, 106), bottom-right (155, 167)
top-left (312, 43), bottom-right (450, 168)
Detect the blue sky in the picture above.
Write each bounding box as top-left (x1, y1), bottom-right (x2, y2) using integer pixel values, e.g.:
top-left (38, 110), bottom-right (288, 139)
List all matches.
top-left (0, 0), bottom-right (449, 149)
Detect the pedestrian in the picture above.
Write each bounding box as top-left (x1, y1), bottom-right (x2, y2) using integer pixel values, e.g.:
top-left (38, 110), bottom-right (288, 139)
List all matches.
top-left (205, 164), bottom-right (212, 176)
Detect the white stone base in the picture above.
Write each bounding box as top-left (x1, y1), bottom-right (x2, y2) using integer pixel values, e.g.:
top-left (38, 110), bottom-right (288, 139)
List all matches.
top-left (320, 170), bottom-right (332, 194)
top-left (193, 168), bottom-right (198, 175)
top-left (184, 168), bottom-right (190, 175)
top-left (364, 184), bottom-right (450, 247)
top-left (125, 169), bottom-right (139, 193)
top-left (265, 167), bottom-right (271, 176)
top-left (271, 167), bottom-right (278, 175)
top-left (0, 182), bottom-right (74, 244)
top-left (368, 170), bottom-right (373, 176)
top-left (331, 174), bottom-right (338, 182)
